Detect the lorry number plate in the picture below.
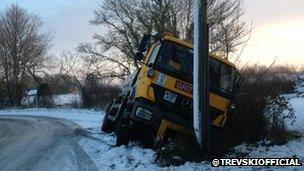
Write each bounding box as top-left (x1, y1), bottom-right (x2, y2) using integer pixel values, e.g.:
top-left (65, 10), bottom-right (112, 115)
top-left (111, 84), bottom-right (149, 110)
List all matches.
top-left (163, 91), bottom-right (177, 103)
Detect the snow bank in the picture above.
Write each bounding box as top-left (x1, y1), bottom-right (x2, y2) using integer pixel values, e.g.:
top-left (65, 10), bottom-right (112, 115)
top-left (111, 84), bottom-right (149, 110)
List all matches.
top-left (80, 129), bottom-right (211, 170)
top-left (288, 98), bottom-right (304, 132)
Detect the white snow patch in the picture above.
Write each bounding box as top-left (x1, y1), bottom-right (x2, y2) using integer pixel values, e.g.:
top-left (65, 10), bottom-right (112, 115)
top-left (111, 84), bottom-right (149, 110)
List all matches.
top-left (79, 135), bottom-right (159, 170)
top-left (21, 93), bottom-right (82, 107)
top-left (53, 93), bottom-right (81, 106)
top-left (26, 89), bottom-right (38, 96)
top-left (288, 98), bottom-right (304, 132)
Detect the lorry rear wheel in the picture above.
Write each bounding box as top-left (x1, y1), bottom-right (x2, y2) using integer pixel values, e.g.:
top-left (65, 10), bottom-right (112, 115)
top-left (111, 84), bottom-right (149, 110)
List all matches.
top-left (116, 124), bottom-right (130, 146)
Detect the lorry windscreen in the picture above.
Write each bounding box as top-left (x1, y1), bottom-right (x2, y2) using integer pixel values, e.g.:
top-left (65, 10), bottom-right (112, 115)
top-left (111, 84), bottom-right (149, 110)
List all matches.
top-left (155, 40), bottom-right (235, 97)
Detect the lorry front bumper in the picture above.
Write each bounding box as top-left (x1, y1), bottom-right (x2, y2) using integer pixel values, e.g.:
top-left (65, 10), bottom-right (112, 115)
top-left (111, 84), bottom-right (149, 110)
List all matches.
top-left (129, 99), bottom-right (193, 131)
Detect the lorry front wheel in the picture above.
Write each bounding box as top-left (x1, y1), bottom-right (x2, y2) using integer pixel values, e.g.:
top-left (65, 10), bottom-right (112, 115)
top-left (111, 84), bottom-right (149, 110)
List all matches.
top-left (101, 113), bottom-right (115, 133)
top-left (116, 124), bottom-right (130, 146)
top-left (101, 101), bottom-right (115, 133)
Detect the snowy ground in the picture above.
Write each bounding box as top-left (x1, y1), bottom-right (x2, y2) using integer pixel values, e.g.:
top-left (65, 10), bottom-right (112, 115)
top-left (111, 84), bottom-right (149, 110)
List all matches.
top-left (0, 95), bottom-right (303, 170)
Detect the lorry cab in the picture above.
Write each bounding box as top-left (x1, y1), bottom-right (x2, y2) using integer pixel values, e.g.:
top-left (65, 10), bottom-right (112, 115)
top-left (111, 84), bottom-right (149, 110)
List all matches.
top-left (101, 34), bottom-right (241, 146)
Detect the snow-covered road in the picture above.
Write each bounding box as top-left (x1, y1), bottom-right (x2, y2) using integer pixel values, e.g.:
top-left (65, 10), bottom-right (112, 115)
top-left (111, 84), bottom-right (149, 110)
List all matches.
top-left (0, 115), bottom-right (97, 171)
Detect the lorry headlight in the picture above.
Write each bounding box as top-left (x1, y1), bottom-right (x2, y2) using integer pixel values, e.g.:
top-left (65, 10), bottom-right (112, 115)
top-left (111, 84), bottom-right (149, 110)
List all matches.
top-left (136, 107), bottom-right (153, 120)
top-left (147, 68), bottom-right (155, 78)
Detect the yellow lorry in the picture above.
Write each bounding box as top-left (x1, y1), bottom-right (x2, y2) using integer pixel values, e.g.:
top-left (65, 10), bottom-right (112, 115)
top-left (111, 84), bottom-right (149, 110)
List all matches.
top-left (101, 34), bottom-right (241, 146)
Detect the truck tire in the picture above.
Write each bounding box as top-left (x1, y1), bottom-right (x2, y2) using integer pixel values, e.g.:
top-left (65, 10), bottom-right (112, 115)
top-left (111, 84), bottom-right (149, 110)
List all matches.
top-left (101, 101), bottom-right (115, 133)
top-left (101, 113), bottom-right (115, 133)
top-left (116, 124), bottom-right (130, 146)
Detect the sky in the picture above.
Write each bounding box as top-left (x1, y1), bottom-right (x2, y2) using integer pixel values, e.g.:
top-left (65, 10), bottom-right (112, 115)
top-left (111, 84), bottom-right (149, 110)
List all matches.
top-left (0, 0), bottom-right (99, 55)
top-left (242, 0), bottom-right (304, 66)
top-left (0, 0), bottom-right (303, 66)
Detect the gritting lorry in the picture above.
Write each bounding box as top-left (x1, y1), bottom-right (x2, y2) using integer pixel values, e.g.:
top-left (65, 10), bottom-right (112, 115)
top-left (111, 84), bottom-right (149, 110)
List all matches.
top-left (101, 33), bottom-right (241, 146)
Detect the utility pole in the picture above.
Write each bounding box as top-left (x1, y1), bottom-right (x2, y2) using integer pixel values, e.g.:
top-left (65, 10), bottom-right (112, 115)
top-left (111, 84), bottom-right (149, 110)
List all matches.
top-left (193, 0), bottom-right (210, 158)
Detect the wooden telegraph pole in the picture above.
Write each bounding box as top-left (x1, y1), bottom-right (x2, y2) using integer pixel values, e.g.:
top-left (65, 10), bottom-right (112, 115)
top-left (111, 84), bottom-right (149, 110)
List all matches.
top-left (193, 0), bottom-right (210, 158)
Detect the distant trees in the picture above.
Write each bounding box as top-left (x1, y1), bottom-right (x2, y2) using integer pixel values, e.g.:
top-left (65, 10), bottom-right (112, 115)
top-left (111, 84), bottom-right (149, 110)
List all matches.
top-left (82, 73), bottom-right (121, 108)
top-left (54, 52), bottom-right (122, 108)
top-left (78, 0), bottom-right (250, 80)
top-left (0, 4), bottom-right (52, 106)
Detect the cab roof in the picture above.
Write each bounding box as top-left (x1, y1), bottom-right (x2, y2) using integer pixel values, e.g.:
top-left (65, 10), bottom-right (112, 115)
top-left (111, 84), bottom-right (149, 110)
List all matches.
top-left (163, 36), bottom-right (236, 68)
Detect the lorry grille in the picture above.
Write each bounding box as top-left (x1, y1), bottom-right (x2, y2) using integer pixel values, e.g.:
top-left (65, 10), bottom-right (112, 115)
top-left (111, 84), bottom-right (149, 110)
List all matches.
top-left (152, 84), bottom-right (224, 123)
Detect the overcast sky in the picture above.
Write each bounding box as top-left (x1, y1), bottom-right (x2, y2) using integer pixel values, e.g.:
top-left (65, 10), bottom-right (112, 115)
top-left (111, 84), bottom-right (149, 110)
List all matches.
top-left (0, 0), bottom-right (303, 66)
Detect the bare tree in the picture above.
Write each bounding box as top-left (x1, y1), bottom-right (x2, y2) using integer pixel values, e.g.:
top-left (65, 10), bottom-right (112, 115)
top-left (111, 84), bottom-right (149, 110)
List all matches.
top-left (54, 52), bottom-right (95, 97)
top-left (78, 0), bottom-right (250, 80)
top-left (78, 44), bottom-right (133, 80)
top-left (53, 52), bottom-right (122, 108)
top-left (0, 4), bottom-right (52, 106)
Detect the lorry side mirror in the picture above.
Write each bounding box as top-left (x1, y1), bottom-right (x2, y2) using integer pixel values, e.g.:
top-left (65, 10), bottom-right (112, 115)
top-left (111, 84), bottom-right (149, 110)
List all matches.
top-left (138, 35), bottom-right (151, 52)
top-left (135, 52), bottom-right (144, 61)
top-left (232, 72), bottom-right (243, 99)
